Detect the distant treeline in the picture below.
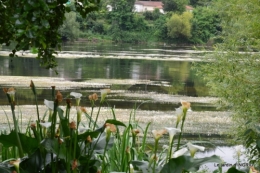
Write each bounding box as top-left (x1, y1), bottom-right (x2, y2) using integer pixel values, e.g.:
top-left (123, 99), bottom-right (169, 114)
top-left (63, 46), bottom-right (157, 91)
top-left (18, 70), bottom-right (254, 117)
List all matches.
top-left (60, 0), bottom-right (221, 45)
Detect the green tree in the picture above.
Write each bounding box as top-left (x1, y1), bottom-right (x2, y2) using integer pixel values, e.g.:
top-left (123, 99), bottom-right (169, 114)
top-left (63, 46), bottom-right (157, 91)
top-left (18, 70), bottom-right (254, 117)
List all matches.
top-left (196, 0), bottom-right (260, 165)
top-left (0, 0), bottom-right (100, 69)
top-left (143, 8), bottom-right (162, 21)
top-left (166, 12), bottom-right (193, 41)
top-left (106, 0), bottom-right (150, 43)
top-left (189, 0), bottom-right (212, 7)
top-left (108, 0), bottom-right (135, 31)
top-left (190, 6), bottom-right (221, 44)
top-left (153, 15), bottom-right (169, 40)
top-left (59, 12), bottom-right (80, 41)
top-left (162, 0), bottom-right (189, 13)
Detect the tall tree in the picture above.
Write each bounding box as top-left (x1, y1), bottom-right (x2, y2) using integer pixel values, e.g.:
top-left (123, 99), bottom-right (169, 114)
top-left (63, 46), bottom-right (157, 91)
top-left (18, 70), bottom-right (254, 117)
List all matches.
top-left (162, 0), bottom-right (189, 13)
top-left (190, 6), bottom-right (221, 43)
top-left (108, 0), bottom-right (135, 31)
top-left (166, 12), bottom-right (193, 41)
top-left (59, 12), bottom-right (80, 41)
top-left (0, 0), bottom-right (100, 69)
top-left (196, 0), bottom-right (260, 165)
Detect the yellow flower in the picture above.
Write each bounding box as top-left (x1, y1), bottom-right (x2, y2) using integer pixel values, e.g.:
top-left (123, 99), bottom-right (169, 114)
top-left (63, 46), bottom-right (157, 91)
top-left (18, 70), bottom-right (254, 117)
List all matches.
top-left (105, 123), bottom-right (117, 133)
top-left (5, 87), bottom-right (16, 102)
top-left (89, 93), bottom-right (98, 101)
top-left (152, 129), bottom-right (167, 140)
top-left (105, 123), bottom-right (116, 143)
top-left (132, 128), bottom-right (140, 136)
top-left (181, 101), bottom-right (191, 110)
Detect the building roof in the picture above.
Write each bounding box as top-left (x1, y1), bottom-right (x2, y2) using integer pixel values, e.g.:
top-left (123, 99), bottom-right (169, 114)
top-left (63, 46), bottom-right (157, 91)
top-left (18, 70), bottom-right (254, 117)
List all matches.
top-left (135, 1), bottom-right (163, 9)
top-left (185, 5), bottom-right (194, 10)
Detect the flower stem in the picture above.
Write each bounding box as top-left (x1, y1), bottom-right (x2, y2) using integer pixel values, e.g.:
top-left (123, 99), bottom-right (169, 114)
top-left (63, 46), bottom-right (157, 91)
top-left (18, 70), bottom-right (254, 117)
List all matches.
top-left (176, 109), bottom-right (187, 151)
top-left (102, 141), bottom-right (109, 173)
top-left (168, 136), bottom-right (174, 161)
top-left (153, 139), bottom-right (159, 173)
top-left (93, 104), bottom-right (102, 130)
top-left (11, 108), bottom-right (24, 158)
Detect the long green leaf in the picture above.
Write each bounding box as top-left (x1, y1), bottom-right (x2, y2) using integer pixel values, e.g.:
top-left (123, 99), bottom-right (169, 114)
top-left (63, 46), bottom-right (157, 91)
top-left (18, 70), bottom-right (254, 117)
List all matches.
top-left (0, 131), bottom-right (38, 154)
top-left (161, 155), bottom-right (223, 173)
top-left (106, 119), bottom-right (126, 127)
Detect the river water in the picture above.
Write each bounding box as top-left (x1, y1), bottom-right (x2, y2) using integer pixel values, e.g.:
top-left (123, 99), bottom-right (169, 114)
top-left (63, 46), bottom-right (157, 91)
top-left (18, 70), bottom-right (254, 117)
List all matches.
top-left (0, 42), bottom-right (248, 170)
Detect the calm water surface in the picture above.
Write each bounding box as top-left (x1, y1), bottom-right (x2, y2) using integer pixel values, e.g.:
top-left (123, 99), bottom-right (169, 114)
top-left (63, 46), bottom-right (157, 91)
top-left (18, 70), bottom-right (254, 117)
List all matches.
top-left (0, 43), bottom-right (212, 110)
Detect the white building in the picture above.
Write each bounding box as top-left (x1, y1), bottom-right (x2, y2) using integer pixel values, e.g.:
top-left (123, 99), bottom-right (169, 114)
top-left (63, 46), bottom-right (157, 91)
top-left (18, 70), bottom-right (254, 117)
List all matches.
top-left (134, 1), bottom-right (164, 13)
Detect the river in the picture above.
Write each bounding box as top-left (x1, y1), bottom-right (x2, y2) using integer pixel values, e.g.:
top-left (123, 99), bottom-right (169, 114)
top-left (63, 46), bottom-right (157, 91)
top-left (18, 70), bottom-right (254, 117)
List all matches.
top-left (0, 42), bottom-right (245, 171)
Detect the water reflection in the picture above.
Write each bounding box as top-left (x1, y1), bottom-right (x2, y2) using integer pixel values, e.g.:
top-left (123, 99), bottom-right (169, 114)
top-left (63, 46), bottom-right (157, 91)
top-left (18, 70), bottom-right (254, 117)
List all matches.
top-left (183, 79), bottom-right (198, 97)
top-left (131, 62), bottom-right (140, 79)
top-left (0, 56), bottom-right (209, 97)
top-left (197, 145), bottom-right (248, 172)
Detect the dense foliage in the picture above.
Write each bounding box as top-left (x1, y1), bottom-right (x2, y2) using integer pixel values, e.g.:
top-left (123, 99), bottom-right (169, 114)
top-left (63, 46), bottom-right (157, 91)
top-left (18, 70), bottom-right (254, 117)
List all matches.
top-left (162, 0), bottom-right (189, 13)
top-left (0, 0), bottom-right (100, 69)
top-left (64, 0), bottom-right (219, 45)
top-left (190, 6), bottom-right (221, 44)
top-left (166, 12), bottom-right (193, 42)
top-left (196, 0), bottom-right (260, 167)
top-left (59, 12), bottom-right (80, 41)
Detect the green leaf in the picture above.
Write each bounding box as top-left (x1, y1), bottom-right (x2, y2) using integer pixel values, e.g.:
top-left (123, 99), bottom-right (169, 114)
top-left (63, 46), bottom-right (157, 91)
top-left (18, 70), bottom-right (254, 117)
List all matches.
top-left (41, 20), bottom-right (50, 28)
top-left (105, 119), bottom-right (126, 127)
top-left (78, 157), bottom-right (101, 173)
top-left (131, 160), bottom-right (157, 173)
top-left (40, 138), bottom-right (67, 160)
top-left (30, 47), bottom-right (38, 54)
top-left (15, 19), bottom-right (23, 26)
top-left (19, 149), bottom-right (51, 173)
top-left (57, 107), bottom-right (70, 137)
top-left (226, 166), bottom-right (246, 173)
top-left (25, 30), bottom-right (35, 38)
top-left (77, 130), bottom-right (100, 141)
top-left (161, 155), bottom-right (223, 173)
top-left (256, 139), bottom-right (260, 148)
top-left (0, 131), bottom-right (38, 154)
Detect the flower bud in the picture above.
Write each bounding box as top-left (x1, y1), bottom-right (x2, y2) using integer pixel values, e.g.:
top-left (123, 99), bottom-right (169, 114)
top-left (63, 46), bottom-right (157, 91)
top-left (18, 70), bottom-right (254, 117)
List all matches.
top-left (56, 91), bottom-right (63, 103)
top-left (72, 159), bottom-right (78, 170)
top-left (70, 121), bottom-right (76, 130)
